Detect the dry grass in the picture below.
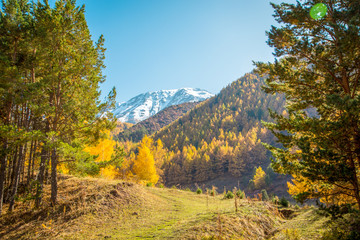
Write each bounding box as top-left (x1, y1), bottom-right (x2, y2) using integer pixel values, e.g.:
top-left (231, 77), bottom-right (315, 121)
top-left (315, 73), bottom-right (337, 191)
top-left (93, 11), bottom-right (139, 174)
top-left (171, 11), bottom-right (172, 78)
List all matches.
top-left (183, 201), bottom-right (283, 240)
top-left (0, 176), bottom-right (329, 240)
top-left (0, 175), bottom-right (155, 239)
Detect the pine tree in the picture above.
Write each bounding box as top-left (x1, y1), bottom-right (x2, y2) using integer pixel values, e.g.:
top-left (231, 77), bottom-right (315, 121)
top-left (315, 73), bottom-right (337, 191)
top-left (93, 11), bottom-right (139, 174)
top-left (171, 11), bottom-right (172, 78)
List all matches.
top-left (256, 0), bottom-right (360, 207)
top-left (0, 0), bottom-right (115, 212)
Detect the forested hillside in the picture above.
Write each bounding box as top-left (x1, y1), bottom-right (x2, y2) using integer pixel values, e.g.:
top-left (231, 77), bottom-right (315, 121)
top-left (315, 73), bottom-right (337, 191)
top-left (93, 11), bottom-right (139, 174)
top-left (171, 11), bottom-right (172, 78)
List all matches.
top-left (117, 102), bottom-right (199, 142)
top-left (153, 73), bottom-right (286, 186)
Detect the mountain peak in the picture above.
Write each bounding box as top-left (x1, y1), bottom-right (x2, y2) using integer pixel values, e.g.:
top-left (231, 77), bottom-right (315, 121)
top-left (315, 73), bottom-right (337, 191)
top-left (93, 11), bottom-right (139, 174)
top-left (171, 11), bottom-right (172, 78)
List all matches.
top-left (108, 88), bottom-right (214, 123)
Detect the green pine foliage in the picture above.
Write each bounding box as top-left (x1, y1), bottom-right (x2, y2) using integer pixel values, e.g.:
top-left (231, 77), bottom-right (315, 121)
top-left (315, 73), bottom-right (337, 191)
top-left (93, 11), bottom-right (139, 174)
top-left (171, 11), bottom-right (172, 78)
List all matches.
top-left (0, 0), bottom-right (115, 213)
top-left (224, 191), bottom-right (234, 199)
top-left (261, 189), bottom-right (269, 201)
top-left (255, 0), bottom-right (360, 208)
top-left (279, 197), bottom-right (289, 208)
top-left (236, 189), bottom-right (245, 199)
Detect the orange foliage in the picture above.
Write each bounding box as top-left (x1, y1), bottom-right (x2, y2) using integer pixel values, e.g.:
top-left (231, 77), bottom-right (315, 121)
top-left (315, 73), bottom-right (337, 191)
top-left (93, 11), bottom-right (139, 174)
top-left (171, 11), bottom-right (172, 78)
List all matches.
top-left (287, 175), bottom-right (357, 206)
top-left (83, 131), bottom-right (118, 179)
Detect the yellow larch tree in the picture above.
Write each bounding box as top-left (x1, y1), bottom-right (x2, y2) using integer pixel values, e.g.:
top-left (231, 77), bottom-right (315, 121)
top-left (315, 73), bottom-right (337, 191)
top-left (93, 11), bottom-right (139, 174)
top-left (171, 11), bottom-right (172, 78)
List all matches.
top-left (133, 143), bottom-right (159, 184)
top-left (253, 166), bottom-right (266, 189)
top-left (83, 131), bottom-right (119, 179)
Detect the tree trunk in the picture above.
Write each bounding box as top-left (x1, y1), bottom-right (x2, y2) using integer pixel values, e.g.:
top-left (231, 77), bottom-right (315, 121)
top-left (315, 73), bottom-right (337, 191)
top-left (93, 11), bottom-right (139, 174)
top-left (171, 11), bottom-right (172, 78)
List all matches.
top-left (31, 140), bottom-right (37, 180)
top-left (8, 145), bottom-right (24, 212)
top-left (50, 148), bottom-right (58, 206)
top-left (0, 141), bottom-right (8, 215)
top-left (35, 145), bottom-right (48, 208)
top-left (27, 140), bottom-right (34, 186)
top-left (350, 157), bottom-right (360, 209)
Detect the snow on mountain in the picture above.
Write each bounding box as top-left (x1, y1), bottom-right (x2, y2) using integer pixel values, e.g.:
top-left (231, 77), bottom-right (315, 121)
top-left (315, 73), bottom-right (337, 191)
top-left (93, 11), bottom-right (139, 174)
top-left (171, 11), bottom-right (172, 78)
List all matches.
top-left (108, 88), bottom-right (214, 124)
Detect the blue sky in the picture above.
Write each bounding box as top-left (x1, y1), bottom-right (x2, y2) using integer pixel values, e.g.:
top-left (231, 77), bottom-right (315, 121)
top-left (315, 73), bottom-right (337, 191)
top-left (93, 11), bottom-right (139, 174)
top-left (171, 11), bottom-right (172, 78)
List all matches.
top-left (54, 0), bottom-right (295, 102)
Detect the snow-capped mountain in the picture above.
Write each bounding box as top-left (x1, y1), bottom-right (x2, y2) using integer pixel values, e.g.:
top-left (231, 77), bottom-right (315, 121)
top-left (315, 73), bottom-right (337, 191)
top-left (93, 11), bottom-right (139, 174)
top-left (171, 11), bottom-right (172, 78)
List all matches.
top-left (108, 88), bottom-right (214, 123)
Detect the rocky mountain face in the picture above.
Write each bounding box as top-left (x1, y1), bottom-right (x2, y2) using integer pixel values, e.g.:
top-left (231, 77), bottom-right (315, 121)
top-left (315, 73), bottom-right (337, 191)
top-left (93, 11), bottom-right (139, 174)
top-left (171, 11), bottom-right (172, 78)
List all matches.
top-left (108, 88), bottom-right (214, 124)
top-left (117, 102), bottom-right (201, 142)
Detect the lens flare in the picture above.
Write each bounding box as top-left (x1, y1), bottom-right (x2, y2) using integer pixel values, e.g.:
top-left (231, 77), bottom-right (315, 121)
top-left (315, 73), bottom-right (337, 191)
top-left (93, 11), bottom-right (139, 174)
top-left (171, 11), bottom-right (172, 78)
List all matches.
top-left (310, 3), bottom-right (327, 20)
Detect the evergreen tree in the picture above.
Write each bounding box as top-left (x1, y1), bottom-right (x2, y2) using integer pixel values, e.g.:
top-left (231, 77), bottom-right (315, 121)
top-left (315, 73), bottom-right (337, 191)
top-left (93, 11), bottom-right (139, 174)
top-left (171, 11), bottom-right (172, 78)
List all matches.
top-left (256, 0), bottom-right (360, 207)
top-left (0, 0), bottom-right (115, 213)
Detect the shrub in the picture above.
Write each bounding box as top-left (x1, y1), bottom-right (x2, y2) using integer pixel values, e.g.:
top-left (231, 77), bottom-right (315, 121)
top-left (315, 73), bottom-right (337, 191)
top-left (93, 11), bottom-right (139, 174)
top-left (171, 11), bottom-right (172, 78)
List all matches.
top-left (210, 189), bottom-right (217, 196)
top-left (171, 185), bottom-right (177, 189)
top-left (196, 188), bottom-right (202, 194)
top-left (318, 203), bottom-right (356, 220)
top-left (280, 197), bottom-right (289, 207)
top-left (272, 196), bottom-right (279, 205)
top-left (185, 188), bottom-right (191, 192)
top-left (158, 183), bottom-right (164, 188)
top-left (294, 204), bottom-right (300, 210)
top-left (146, 182), bottom-right (153, 187)
top-left (321, 213), bottom-right (360, 240)
top-left (261, 189), bottom-right (269, 201)
top-left (236, 189), bottom-right (245, 199)
top-left (210, 186), bottom-right (217, 196)
top-left (224, 191), bottom-right (234, 199)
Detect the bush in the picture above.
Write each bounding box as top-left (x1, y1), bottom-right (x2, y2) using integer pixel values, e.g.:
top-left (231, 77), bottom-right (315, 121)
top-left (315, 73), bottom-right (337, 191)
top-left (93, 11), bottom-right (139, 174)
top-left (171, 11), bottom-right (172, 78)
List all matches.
top-left (158, 183), bottom-right (164, 188)
top-left (210, 186), bottom-right (217, 196)
top-left (321, 213), bottom-right (360, 240)
top-left (171, 185), bottom-right (177, 189)
top-left (185, 188), bottom-right (191, 192)
top-left (272, 196), bottom-right (279, 205)
top-left (146, 182), bottom-right (153, 187)
top-left (196, 188), bottom-right (202, 194)
top-left (294, 204), bottom-right (300, 209)
top-left (224, 191), bottom-right (234, 199)
top-left (280, 197), bottom-right (289, 207)
top-left (318, 203), bottom-right (356, 220)
top-left (261, 189), bottom-right (269, 201)
top-left (236, 189), bottom-right (245, 199)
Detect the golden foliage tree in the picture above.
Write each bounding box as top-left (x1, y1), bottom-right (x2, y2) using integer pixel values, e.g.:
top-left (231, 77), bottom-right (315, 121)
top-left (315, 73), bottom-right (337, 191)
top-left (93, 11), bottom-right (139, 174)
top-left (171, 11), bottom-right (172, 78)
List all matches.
top-left (83, 131), bottom-right (115, 163)
top-left (288, 175), bottom-right (355, 206)
top-left (83, 131), bottom-right (120, 179)
top-left (253, 166), bottom-right (266, 189)
top-left (133, 143), bottom-right (159, 184)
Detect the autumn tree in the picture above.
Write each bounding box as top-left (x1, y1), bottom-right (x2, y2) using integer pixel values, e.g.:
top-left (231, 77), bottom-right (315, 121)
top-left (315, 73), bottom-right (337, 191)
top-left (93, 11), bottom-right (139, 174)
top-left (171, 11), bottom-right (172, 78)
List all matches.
top-left (252, 166), bottom-right (266, 190)
top-left (82, 131), bottom-right (124, 179)
top-left (256, 1), bottom-right (360, 208)
top-left (133, 140), bottom-right (159, 184)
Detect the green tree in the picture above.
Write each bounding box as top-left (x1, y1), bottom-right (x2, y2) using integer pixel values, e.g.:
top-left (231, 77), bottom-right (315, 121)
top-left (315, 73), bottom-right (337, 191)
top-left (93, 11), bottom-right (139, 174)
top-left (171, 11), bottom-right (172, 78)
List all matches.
top-left (0, 0), bottom-right (115, 213)
top-left (256, 0), bottom-right (360, 208)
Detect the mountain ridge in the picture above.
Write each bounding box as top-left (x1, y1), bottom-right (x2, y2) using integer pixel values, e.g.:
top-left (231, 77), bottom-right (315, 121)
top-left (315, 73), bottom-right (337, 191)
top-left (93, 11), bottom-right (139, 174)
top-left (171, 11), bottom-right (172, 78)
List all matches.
top-left (108, 88), bottom-right (214, 123)
top-left (117, 101), bottom-right (201, 142)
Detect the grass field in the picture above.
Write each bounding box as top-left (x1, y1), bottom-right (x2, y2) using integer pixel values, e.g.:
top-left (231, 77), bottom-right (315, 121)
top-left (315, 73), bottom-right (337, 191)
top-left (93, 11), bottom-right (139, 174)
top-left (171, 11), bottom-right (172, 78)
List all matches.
top-left (0, 176), bottom-right (329, 239)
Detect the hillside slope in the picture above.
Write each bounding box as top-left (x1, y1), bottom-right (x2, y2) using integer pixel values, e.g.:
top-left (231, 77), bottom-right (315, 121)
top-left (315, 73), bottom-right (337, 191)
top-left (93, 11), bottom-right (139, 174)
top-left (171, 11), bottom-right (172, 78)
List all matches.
top-left (0, 176), bottom-right (329, 240)
top-left (153, 73), bottom-right (286, 188)
top-left (117, 102), bottom-right (200, 142)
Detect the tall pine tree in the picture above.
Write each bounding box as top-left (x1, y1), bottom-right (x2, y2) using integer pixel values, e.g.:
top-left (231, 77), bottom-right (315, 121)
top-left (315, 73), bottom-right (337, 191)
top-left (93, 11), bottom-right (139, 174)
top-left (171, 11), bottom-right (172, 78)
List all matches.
top-left (256, 0), bottom-right (360, 207)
